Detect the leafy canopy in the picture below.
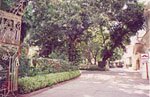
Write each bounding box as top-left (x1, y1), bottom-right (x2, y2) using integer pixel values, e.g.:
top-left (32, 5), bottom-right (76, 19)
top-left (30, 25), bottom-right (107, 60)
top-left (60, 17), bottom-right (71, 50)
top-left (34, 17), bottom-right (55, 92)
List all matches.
top-left (1, 0), bottom-right (144, 66)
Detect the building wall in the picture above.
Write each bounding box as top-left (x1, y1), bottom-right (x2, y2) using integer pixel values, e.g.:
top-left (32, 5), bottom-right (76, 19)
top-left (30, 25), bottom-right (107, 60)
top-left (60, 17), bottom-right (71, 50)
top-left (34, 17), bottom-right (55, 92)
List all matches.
top-left (132, 43), bottom-right (144, 70)
top-left (142, 2), bottom-right (150, 51)
top-left (132, 2), bottom-right (150, 70)
top-left (122, 45), bottom-right (133, 68)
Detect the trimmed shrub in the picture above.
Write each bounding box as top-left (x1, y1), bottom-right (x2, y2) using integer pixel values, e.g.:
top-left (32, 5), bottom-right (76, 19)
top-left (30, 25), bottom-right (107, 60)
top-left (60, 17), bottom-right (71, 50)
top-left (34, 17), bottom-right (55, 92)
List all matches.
top-left (79, 65), bottom-right (107, 71)
top-left (28, 58), bottom-right (78, 75)
top-left (18, 70), bottom-right (81, 94)
top-left (19, 57), bottom-right (79, 77)
top-left (80, 65), bottom-right (98, 70)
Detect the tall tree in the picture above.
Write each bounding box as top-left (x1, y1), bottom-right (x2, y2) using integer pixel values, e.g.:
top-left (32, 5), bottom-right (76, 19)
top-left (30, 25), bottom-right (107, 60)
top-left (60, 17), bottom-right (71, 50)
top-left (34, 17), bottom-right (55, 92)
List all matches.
top-left (22, 0), bottom-right (144, 67)
top-left (96, 0), bottom-right (144, 68)
top-left (79, 26), bottom-right (109, 65)
top-left (24, 0), bottom-right (92, 65)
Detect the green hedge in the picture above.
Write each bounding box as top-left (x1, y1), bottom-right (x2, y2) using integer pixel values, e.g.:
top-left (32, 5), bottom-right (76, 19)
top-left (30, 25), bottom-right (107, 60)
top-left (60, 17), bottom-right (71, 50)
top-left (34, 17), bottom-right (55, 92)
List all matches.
top-left (79, 64), bottom-right (109, 71)
top-left (19, 57), bottom-right (79, 77)
top-left (18, 70), bottom-right (81, 94)
top-left (79, 65), bottom-right (102, 70)
top-left (31, 58), bottom-right (76, 73)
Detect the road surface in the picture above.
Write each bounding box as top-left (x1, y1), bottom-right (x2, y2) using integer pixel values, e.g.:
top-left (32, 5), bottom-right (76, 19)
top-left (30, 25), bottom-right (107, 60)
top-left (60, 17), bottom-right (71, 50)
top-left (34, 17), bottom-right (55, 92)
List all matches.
top-left (22, 68), bottom-right (150, 97)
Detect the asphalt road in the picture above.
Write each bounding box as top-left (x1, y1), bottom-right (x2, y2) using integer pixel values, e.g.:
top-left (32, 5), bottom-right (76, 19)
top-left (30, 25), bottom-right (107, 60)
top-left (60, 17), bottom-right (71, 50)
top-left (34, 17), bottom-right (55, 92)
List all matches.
top-left (22, 68), bottom-right (150, 97)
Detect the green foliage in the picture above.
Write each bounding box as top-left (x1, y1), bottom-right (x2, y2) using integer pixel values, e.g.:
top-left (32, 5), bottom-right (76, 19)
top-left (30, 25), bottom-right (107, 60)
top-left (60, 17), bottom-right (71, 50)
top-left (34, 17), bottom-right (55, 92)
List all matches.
top-left (1, 0), bottom-right (19, 11)
top-left (96, 0), bottom-right (144, 67)
top-left (31, 58), bottom-right (78, 73)
top-left (1, 0), bottom-right (12, 10)
top-left (18, 70), bottom-right (81, 94)
top-left (24, 0), bottom-right (92, 64)
top-left (19, 57), bottom-right (79, 77)
top-left (49, 51), bottom-right (68, 60)
top-left (23, 0), bottom-right (144, 67)
top-left (79, 26), bottom-right (110, 65)
top-left (110, 47), bottom-right (124, 61)
top-left (19, 44), bottom-right (78, 77)
top-left (3, 0), bottom-right (144, 69)
top-left (19, 44), bottom-right (30, 77)
top-left (79, 65), bottom-right (105, 71)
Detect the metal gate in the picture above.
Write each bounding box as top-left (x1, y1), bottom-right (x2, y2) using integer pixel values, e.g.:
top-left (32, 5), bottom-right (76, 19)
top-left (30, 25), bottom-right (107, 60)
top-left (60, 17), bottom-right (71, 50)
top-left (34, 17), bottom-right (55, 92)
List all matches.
top-left (0, 10), bottom-right (22, 97)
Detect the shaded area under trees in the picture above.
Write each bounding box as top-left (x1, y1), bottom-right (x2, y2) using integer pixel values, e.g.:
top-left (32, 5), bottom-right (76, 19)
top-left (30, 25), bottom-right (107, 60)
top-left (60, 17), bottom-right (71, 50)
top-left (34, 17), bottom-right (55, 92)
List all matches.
top-left (1, 0), bottom-right (145, 69)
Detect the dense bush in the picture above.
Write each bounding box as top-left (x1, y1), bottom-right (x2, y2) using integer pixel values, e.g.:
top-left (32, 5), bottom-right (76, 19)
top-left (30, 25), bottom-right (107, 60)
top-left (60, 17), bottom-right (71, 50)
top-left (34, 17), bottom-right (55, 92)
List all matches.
top-left (18, 70), bottom-right (81, 94)
top-left (19, 56), bottom-right (79, 77)
top-left (28, 58), bottom-right (78, 75)
top-left (19, 55), bottom-right (30, 77)
top-left (49, 52), bottom-right (68, 61)
top-left (80, 65), bottom-right (100, 70)
top-left (19, 44), bottom-right (31, 77)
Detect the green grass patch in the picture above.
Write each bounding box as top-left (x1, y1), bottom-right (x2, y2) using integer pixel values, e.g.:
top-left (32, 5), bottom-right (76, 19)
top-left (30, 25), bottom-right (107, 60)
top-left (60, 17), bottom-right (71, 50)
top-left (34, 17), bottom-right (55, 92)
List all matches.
top-left (18, 70), bottom-right (81, 94)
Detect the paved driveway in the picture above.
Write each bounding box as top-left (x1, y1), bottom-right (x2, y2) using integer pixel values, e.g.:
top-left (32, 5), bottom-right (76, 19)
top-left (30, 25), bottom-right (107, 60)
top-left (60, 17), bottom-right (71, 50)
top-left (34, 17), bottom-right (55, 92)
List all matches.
top-left (22, 68), bottom-right (150, 97)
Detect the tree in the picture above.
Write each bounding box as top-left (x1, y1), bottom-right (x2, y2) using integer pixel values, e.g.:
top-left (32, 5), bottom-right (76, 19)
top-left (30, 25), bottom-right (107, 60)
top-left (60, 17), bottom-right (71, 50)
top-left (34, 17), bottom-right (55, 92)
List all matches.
top-left (79, 26), bottom-right (109, 65)
top-left (110, 47), bottom-right (124, 61)
top-left (97, 0), bottom-right (144, 68)
top-left (24, 0), bottom-right (92, 65)
top-left (16, 0), bottom-right (144, 67)
top-left (1, 0), bottom-right (16, 11)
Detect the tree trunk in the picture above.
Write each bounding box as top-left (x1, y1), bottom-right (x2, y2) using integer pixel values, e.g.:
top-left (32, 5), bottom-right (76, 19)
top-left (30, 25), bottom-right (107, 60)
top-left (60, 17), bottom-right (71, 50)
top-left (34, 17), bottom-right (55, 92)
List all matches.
top-left (87, 50), bottom-right (92, 65)
top-left (98, 47), bottom-right (114, 68)
top-left (94, 57), bottom-right (97, 65)
top-left (68, 39), bottom-right (78, 66)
